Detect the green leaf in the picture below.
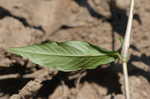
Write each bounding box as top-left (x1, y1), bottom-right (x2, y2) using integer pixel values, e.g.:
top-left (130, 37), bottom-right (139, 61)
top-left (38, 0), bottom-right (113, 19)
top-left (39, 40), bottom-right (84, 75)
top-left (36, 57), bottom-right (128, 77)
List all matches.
top-left (8, 41), bottom-right (119, 71)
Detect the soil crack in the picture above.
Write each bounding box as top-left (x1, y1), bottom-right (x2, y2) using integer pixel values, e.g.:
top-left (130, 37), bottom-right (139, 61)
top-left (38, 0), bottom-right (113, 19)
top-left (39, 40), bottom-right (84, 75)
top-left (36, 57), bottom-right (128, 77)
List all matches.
top-left (0, 6), bottom-right (45, 33)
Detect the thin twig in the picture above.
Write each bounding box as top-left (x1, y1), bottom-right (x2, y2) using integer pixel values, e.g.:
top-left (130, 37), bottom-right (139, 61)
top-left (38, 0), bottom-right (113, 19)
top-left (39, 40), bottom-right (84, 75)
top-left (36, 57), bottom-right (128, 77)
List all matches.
top-left (0, 74), bottom-right (20, 80)
top-left (10, 68), bottom-right (57, 99)
top-left (121, 0), bottom-right (134, 99)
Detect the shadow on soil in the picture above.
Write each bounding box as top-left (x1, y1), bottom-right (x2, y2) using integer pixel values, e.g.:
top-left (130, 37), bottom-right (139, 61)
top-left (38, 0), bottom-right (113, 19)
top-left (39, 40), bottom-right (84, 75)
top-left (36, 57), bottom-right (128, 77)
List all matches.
top-left (128, 54), bottom-right (150, 81)
top-left (0, 6), bottom-right (45, 33)
top-left (0, 63), bottom-right (33, 95)
top-left (35, 66), bottom-right (122, 98)
top-left (74, 0), bottom-right (142, 35)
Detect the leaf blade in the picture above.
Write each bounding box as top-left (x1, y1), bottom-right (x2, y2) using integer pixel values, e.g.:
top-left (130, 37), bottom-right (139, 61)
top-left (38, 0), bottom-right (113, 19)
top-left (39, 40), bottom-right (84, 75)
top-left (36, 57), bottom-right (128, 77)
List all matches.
top-left (8, 41), bottom-right (119, 71)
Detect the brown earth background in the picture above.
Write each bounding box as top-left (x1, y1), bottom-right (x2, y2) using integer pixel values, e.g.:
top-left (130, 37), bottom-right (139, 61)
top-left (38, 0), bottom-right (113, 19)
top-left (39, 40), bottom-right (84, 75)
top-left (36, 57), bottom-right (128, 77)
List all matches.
top-left (0, 0), bottom-right (150, 99)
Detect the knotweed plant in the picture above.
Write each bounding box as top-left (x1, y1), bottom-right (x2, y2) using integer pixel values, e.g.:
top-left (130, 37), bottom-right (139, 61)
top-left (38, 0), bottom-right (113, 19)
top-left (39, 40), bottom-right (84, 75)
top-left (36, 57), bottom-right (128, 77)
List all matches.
top-left (8, 0), bottom-right (134, 99)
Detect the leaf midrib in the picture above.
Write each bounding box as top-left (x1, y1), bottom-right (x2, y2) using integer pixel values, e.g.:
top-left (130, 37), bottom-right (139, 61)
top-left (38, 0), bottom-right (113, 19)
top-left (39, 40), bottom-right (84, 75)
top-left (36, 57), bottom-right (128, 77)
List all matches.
top-left (10, 49), bottom-right (111, 57)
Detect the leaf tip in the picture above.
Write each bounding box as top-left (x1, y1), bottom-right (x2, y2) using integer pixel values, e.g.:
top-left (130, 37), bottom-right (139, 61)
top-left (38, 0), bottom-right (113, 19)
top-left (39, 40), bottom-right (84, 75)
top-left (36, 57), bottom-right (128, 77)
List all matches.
top-left (7, 48), bottom-right (18, 54)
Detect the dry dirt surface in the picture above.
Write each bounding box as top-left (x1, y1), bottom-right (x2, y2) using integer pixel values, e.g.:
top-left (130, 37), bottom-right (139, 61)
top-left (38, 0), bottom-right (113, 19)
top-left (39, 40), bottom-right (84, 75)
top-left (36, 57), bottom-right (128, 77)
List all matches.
top-left (0, 0), bottom-right (150, 99)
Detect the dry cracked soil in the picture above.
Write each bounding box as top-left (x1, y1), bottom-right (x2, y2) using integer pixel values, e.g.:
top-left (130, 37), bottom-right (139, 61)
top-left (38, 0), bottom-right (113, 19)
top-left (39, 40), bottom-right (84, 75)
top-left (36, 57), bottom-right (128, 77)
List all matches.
top-left (0, 0), bottom-right (150, 99)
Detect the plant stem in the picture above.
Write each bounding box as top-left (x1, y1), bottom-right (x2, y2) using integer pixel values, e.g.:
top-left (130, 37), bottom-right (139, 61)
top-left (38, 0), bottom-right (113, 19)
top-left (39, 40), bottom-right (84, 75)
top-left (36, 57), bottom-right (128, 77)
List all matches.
top-left (121, 0), bottom-right (134, 99)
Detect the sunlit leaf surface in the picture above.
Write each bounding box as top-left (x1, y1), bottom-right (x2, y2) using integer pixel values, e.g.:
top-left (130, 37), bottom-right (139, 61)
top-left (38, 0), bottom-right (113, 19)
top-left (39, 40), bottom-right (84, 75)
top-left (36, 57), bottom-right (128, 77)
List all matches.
top-left (8, 41), bottom-right (119, 71)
